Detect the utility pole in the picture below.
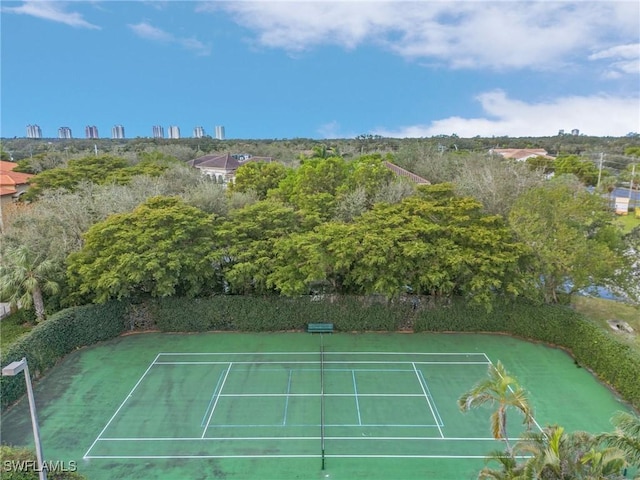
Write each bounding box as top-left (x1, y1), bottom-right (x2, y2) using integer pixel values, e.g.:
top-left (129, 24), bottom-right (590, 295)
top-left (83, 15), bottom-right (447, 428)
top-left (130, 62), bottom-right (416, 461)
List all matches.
top-left (596, 152), bottom-right (604, 189)
top-left (628, 163), bottom-right (636, 208)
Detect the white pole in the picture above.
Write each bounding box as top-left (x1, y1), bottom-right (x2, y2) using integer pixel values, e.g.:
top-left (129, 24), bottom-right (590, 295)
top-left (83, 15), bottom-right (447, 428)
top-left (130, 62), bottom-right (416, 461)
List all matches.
top-left (22, 359), bottom-right (48, 480)
top-left (596, 152), bottom-right (603, 189)
top-left (629, 164), bottom-right (637, 210)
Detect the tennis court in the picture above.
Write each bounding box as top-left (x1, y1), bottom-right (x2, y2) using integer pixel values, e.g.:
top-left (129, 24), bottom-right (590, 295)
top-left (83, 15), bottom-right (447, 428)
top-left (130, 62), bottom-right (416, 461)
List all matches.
top-left (83, 346), bottom-right (518, 462)
top-left (2, 332), bottom-right (632, 479)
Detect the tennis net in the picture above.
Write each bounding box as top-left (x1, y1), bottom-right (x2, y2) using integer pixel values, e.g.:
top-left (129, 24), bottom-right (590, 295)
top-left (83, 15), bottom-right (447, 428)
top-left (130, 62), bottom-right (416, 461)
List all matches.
top-left (320, 337), bottom-right (326, 470)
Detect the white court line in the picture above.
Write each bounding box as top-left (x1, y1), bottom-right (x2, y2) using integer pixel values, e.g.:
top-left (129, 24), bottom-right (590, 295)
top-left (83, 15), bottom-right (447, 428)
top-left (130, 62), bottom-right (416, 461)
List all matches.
top-left (216, 393), bottom-right (426, 397)
top-left (283, 369), bottom-right (293, 426)
top-left (154, 361), bottom-right (489, 365)
top-left (482, 354), bottom-right (545, 435)
top-left (352, 370), bottom-right (362, 426)
top-left (201, 362), bottom-right (233, 438)
top-left (200, 370), bottom-right (227, 427)
top-left (418, 369), bottom-right (444, 427)
top-left (83, 354), bottom-right (161, 459)
top-left (158, 351), bottom-right (489, 356)
top-left (85, 454), bottom-right (528, 459)
top-left (96, 436), bottom-right (505, 441)
top-left (413, 362), bottom-right (444, 439)
top-left (195, 423), bottom-right (442, 428)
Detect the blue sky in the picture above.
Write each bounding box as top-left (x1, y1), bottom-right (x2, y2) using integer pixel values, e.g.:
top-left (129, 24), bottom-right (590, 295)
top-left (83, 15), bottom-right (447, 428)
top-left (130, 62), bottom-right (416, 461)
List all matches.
top-left (1, 1), bottom-right (639, 139)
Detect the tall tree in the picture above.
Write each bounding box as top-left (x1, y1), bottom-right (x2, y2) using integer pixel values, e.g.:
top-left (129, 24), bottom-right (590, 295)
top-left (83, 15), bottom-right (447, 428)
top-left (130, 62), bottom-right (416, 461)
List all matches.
top-left (554, 155), bottom-right (599, 186)
top-left (229, 161), bottom-right (288, 199)
top-left (67, 196), bottom-right (219, 303)
top-left (0, 245), bottom-right (60, 322)
top-left (509, 177), bottom-right (625, 303)
top-left (216, 200), bottom-right (302, 294)
top-left (458, 361), bottom-right (534, 455)
top-left (270, 156), bottom-right (349, 224)
top-left (269, 185), bottom-right (525, 304)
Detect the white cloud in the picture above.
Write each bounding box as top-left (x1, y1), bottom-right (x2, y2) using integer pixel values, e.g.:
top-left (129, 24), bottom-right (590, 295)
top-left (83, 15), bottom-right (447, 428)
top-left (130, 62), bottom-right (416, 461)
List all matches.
top-left (128, 22), bottom-right (211, 56)
top-left (129, 22), bottom-right (173, 42)
top-left (2, 1), bottom-right (100, 29)
top-left (316, 120), bottom-right (357, 139)
top-left (589, 43), bottom-right (640, 78)
top-left (373, 90), bottom-right (640, 137)
top-left (210, 1), bottom-right (639, 72)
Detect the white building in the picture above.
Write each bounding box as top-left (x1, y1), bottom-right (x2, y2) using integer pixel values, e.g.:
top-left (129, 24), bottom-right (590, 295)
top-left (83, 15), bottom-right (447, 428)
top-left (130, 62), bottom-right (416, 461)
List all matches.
top-left (58, 127), bottom-right (72, 139)
top-left (168, 126), bottom-right (180, 139)
top-left (85, 125), bottom-right (99, 139)
top-left (193, 126), bottom-right (205, 138)
top-left (215, 125), bottom-right (225, 140)
top-left (112, 125), bottom-right (125, 139)
top-left (26, 124), bottom-right (42, 138)
top-left (152, 125), bottom-right (164, 139)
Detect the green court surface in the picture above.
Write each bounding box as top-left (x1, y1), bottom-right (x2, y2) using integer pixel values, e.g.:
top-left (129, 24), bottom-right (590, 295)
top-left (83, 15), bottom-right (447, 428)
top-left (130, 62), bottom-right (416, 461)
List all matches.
top-left (2, 332), bottom-right (634, 480)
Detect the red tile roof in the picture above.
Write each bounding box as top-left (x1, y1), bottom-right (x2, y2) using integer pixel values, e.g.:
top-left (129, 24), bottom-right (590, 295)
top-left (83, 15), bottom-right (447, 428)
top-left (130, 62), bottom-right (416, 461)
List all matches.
top-left (0, 161), bottom-right (34, 196)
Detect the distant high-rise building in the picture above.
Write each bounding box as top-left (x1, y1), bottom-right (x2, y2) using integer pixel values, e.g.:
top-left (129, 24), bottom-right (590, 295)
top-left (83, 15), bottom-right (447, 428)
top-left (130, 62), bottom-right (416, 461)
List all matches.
top-left (26, 124), bottom-right (42, 139)
top-left (193, 126), bottom-right (205, 138)
top-left (85, 125), bottom-right (99, 139)
top-left (111, 125), bottom-right (125, 139)
top-left (215, 125), bottom-right (225, 140)
top-left (558, 129), bottom-right (565, 135)
top-left (571, 129), bottom-right (580, 136)
top-left (168, 126), bottom-right (180, 139)
top-left (152, 125), bottom-right (164, 139)
top-left (58, 126), bottom-right (72, 139)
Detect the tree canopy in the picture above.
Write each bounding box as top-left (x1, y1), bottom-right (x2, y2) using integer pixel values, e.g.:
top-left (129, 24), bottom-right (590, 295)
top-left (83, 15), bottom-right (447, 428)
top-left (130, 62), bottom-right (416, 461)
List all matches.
top-left (269, 185), bottom-right (525, 307)
top-left (509, 177), bottom-right (625, 303)
top-left (67, 196), bottom-right (219, 303)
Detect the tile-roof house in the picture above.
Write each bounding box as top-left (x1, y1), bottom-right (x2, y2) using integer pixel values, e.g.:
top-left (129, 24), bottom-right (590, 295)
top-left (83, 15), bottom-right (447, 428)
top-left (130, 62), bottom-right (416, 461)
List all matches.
top-left (1, 160), bottom-right (33, 202)
top-left (489, 148), bottom-right (555, 161)
top-left (1, 160), bottom-right (34, 228)
top-left (187, 153), bottom-right (242, 183)
top-left (187, 154), bottom-right (274, 184)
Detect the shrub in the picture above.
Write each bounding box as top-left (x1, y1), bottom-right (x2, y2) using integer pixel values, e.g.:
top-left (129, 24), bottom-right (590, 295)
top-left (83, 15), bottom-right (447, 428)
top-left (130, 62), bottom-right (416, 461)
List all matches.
top-left (1, 301), bottom-right (127, 409)
top-left (414, 298), bottom-right (640, 409)
top-left (151, 295), bottom-right (408, 332)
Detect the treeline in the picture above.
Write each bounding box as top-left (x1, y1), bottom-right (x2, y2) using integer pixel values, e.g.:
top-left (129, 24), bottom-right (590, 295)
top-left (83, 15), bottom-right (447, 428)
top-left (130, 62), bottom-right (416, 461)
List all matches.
top-left (3, 133), bottom-right (640, 165)
top-left (1, 149), bottom-right (638, 319)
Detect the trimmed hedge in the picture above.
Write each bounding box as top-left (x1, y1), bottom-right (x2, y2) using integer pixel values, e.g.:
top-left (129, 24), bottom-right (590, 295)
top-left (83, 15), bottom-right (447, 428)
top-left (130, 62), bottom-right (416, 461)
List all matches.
top-left (152, 295), bottom-right (410, 332)
top-left (152, 295), bottom-right (640, 409)
top-left (3, 295), bottom-right (638, 412)
top-left (414, 298), bottom-right (640, 409)
top-left (1, 301), bottom-right (127, 409)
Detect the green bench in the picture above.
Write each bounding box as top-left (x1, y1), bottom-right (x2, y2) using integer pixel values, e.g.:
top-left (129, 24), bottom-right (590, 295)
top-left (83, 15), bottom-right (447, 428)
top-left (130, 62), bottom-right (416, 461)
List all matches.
top-left (307, 323), bottom-right (334, 334)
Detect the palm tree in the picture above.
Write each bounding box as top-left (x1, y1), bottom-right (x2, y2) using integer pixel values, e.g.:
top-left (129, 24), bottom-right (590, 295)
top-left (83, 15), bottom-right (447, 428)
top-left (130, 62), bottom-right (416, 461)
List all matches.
top-left (0, 245), bottom-right (60, 322)
top-left (458, 360), bottom-right (534, 455)
top-left (478, 450), bottom-right (524, 479)
top-left (599, 411), bottom-right (640, 475)
top-left (516, 425), bottom-right (626, 479)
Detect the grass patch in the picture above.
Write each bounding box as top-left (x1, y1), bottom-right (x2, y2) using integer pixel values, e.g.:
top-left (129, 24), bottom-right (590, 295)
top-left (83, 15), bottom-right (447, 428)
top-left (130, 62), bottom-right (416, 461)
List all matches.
top-left (615, 210), bottom-right (640, 233)
top-left (571, 296), bottom-right (640, 348)
top-left (0, 313), bottom-right (34, 351)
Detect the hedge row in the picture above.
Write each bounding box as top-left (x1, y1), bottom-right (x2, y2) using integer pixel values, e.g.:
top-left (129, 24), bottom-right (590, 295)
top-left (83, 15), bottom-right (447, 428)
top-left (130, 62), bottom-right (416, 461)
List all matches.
top-left (414, 299), bottom-right (640, 409)
top-left (3, 295), bottom-right (638, 411)
top-left (151, 295), bottom-right (411, 332)
top-left (1, 301), bottom-right (127, 409)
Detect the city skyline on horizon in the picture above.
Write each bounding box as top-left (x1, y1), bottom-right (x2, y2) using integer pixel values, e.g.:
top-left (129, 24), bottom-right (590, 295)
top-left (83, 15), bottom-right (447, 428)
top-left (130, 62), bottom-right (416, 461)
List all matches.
top-left (2, 2), bottom-right (638, 139)
top-left (23, 123), bottom-right (226, 140)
